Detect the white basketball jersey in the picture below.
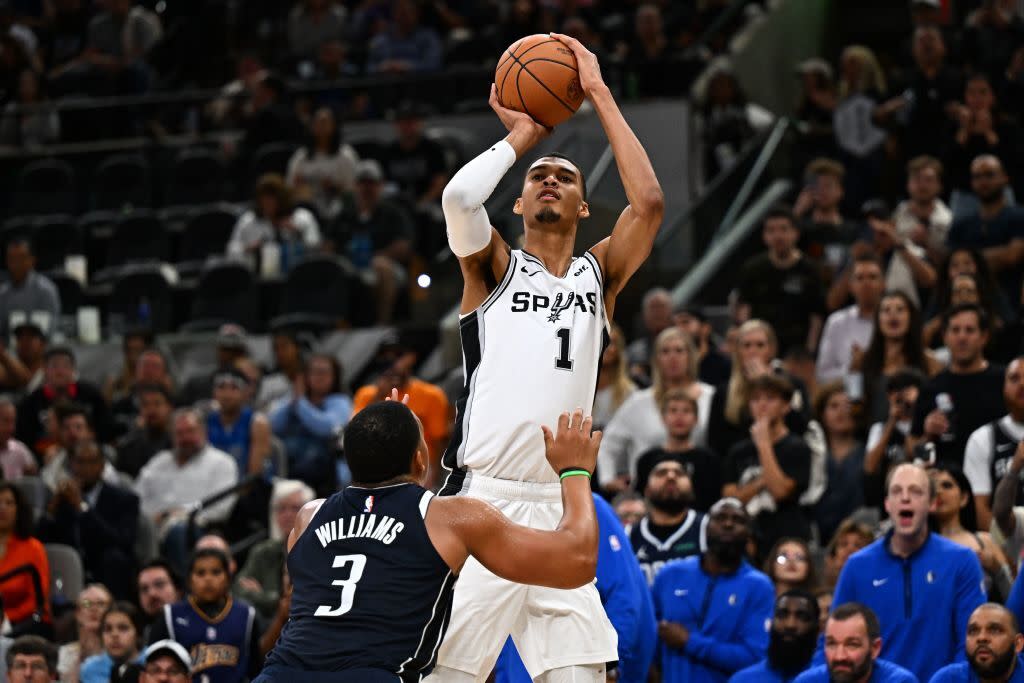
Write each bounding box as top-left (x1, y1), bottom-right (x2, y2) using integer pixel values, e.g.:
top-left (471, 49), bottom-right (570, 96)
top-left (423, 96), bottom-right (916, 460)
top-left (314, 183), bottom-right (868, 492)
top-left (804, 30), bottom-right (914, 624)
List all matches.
top-left (440, 248), bottom-right (610, 492)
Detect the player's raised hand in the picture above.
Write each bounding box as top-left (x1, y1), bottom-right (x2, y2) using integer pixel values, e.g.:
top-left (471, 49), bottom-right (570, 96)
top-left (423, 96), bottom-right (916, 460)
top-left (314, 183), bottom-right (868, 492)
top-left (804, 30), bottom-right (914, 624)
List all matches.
top-left (541, 408), bottom-right (601, 476)
top-left (489, 83), bottom-right (548, 143)
top-left (548, 33), bottom-right (605, 98)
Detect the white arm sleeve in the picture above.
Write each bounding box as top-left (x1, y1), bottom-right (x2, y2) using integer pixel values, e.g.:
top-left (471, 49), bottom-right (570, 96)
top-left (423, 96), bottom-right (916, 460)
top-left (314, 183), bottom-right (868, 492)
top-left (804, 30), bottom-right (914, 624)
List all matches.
top-left (442, 139), bottom-right (517, 257)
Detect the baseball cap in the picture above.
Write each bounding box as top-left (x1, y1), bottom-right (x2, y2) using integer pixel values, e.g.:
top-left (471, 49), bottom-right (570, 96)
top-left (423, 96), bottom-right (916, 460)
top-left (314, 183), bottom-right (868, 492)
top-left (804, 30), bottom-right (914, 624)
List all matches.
top-left (216, 324), bottom-right (248, 351)
top-left (355, 160), bottom-right (384, 183)
top-left (795, 58), bottom-right (833, 80)
top-left (13, 320), bottom-right (47, 339)
top-left (143, 640), bottom-right (192, 674)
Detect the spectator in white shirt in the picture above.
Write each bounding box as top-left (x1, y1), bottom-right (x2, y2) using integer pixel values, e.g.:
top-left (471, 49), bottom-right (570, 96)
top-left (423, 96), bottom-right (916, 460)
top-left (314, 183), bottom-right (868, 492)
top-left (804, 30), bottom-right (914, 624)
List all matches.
top-left (892, 155), bottom-right (952, 265)
top-left (817, 252), bottom-right (885, 383)
top-left (226, 173), bottom-right (321, 268)
top-left (286, 107), bottom-right (359, 221)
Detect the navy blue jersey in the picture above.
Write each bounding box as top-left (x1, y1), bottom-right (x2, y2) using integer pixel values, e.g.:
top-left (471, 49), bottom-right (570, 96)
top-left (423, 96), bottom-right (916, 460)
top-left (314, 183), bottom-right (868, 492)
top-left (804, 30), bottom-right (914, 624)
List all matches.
top-left (629, 511), bottom-right (707, 585)
top-left (265, 482), bottom-right (456, 680)
top-left (165, 598), bottom-right (255, 683)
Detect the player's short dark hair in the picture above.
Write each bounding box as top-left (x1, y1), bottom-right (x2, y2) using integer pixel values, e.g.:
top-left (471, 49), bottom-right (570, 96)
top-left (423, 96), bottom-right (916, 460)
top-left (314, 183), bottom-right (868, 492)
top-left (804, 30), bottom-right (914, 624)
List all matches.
top-left (530, 152), bottom-right (587, 200)
top-left (763, 203), bottom-right (797, 229)
top-left (943, 302), bottom-right (990, 333)
top-left (344, 401), bottom-right (421, 484)
top-left (748, 374), bottom-right (795, 402)
top-left (6, 635), bottom-right (57, 672)
top-left (188, 548), bottom-right (232, 578)
top-left (830, 602), bottom-right (881, 641)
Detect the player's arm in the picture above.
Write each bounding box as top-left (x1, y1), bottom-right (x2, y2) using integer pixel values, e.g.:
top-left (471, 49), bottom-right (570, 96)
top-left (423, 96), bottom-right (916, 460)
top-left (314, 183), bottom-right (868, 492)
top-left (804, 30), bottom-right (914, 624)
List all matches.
top-left (427, 410), bottom-right (601, 589)
top-left (443, 86), bottom-right (548, 314)
top-left (550, 34), bottom-right (664, 314)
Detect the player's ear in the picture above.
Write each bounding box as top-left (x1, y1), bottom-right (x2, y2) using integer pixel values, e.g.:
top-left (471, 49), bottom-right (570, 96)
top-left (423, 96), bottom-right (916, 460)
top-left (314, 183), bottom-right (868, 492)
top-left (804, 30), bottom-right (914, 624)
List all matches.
top-left (578, 200), bottom-right (590, 219)
top-left (513, 197), bottom-right (524, 215)
top-left (412, 445), bottom-right (428, 481)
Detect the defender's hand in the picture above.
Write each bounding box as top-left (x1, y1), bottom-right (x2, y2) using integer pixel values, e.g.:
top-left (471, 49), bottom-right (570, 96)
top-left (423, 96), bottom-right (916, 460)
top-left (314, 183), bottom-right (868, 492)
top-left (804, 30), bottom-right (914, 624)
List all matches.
top-left (542, 409), bottom-right (601, 475)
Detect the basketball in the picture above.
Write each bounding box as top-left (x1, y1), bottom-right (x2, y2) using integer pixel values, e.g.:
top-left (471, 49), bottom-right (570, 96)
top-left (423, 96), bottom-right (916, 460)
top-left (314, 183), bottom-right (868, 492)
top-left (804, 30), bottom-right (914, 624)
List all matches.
top-left (495, 34), bottom-right (584, 128)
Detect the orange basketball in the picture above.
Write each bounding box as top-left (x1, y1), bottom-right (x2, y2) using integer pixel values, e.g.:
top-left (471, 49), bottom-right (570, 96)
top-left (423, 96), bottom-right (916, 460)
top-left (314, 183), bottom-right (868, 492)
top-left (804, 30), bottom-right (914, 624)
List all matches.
top-left (495, 34), bottom-right (584, 128)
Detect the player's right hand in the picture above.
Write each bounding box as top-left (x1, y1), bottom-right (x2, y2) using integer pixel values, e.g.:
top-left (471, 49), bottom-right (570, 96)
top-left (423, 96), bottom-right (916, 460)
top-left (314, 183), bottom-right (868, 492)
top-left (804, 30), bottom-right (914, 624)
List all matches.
top-left (489, 83), bottom-right (548, 142)
top-left (541, 408), bottom-right (601, 476)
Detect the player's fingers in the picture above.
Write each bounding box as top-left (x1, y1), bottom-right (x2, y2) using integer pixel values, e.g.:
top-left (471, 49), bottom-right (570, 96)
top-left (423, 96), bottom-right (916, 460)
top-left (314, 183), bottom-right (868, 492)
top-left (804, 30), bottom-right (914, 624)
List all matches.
top-left (541, 425), bottom-right (554, 449)
top-left (581, 414), bottom-right (593, 435)
top-left (557, 411), bottom-right (570, 434)
top-left (570, 407), bottom-right (584, 431)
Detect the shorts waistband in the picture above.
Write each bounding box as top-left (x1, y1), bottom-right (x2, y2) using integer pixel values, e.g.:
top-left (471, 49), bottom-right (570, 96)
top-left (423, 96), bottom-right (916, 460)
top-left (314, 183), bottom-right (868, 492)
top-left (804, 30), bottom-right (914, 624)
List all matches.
top-left (463, 473), bottom-right (563, 503)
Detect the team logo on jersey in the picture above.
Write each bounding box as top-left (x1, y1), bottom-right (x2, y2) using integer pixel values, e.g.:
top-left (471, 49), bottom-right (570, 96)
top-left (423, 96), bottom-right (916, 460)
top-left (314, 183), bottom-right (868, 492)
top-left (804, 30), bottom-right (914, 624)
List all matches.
top-left (609, 535), bottom-right (621, 552)
top-left (546, 292), bottom-right (574, 323)
top-left (521, 266), bottom-right (543, 277)
top-left (206, 626), bottom-right (217, 641)
top-left (364, 496), bottom-right (375, 513)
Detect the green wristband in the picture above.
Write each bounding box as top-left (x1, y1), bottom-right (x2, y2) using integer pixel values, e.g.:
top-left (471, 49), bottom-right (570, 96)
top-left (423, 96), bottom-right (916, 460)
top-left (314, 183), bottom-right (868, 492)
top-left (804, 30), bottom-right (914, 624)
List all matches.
top-left (559, 469), bottom-right (592, 481)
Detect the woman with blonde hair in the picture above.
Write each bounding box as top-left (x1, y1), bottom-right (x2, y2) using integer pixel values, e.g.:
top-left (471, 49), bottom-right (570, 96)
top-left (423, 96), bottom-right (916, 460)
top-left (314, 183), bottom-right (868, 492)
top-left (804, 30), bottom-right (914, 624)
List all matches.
top-left (593, 323), bottom-right (636, 429)
top-left (597, 327), bottom-right (714, 494)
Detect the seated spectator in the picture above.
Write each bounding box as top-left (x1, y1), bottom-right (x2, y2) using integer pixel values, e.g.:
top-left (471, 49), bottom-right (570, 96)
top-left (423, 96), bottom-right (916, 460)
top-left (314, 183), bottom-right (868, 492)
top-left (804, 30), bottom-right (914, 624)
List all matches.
top-left (892, 156), bottom-right (953, 265)
top-left (674, 305), bottom-right (732, 387)
top-left (135, 561), bottom-right (181, 638)
top-left (227, 174), bottom-right (322, 272)
top-left (17, 347), bottom-right (110, 457)
top-left (592, 323), bottom-right (636, 430)
top-left (79, 602), bottom-right (142, 683)
top-left (326, 159), bottom-right (414, 324)
top-left (822, 518), bottom-right (874, 589)
top-left (947, 155), bottom-right (1024, 297)
top-left (631, 388), bottom-right (720, 512)
top-left (909, 304), bottom-right (1005, 467)
top-left (813, 382), bottom-right (865, 544)
top-left (930, 603), bottom-right (1024, 683)
top-left (114, 384), bottom-right (173, 480)
top-left (764, 537), bottom-right (817, 597)
top-left (39, 403), bottom-right (120, 492)
top-left (599, 328), bottom-right (715, 494)
top-left (736, 205), bottom-right (825, 355)
top-left (257, 332), bottom-right (307, 413)
top-left (0, 320), bottom-right (47, 396)
top-left (723, 374), bottom-right (813, 554)
top-left (864, 369), bottom-right (924, 515)
top-left (287, 107), bottom-right (358, 222)
top-left (206, 367), bottom-right (271, 476)
top-left (58, 583), bottom-right (112, 682)
top-left (102, 330), bottom-right (153, 406)
top-left (0, 68), bottom-right (59, 147)
top-left (696, 64), bottom-right (772, 178)
top-left (0, 482), bottom-right (49, 631)
top-left (833, 45), bottom-right (887, 210)
top-left (7, 635), bottom-right (58, 683)
top-left (625, 287), bottom-right (673, 382)
top-left (110, 348), bottom-right (175, 437)
top-left (234, 480), bottom-right (313, 619)
top-left (947, 74), bottom-right (1022, 197)
top-left (287, 0), bottom-right (346, 64)
top-left (612, 492), bottom-right (646, 528)
top-left (366, 0), bottom-right (441, 74)
top-left (816, 253), bottom-right (884, 383)
top-left (37, 440), bottom-right (139, 599)
top-left (832, 463), bottom-right (985, 681)
top-left (653, 499), bottom-right (774, 683)
top-left (793, 158), bottom-right (861, 273)
top-left (730, 590), bottom-right (820, 683)
top-left (931, 464), bottom-right (1013, 602)
top-left (0, 398), bottom-right (34, 479)
top-left (269, 353), bottom-right (351, 493)
top-left (179, 324), bottom-right (250, 407)
top-left (795, 603), bottom-right (916, 683)
top-left (194, 533), bottom-right (237, 577)
top-left (0, 237), bottom-right (59, 342)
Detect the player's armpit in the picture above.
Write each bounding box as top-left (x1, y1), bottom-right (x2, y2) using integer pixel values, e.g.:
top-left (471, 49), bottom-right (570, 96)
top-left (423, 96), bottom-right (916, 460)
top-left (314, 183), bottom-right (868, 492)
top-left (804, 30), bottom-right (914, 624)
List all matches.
top-left (457, 230), bottom-right (511, 314)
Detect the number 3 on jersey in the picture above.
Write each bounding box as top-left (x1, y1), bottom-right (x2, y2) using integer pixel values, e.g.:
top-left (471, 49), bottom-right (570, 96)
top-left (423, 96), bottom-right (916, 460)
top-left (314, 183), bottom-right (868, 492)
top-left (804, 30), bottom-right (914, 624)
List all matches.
top-left (314, 554), bottom-right (366, 617)
top-left (555, 328), bottom-right (574, 371)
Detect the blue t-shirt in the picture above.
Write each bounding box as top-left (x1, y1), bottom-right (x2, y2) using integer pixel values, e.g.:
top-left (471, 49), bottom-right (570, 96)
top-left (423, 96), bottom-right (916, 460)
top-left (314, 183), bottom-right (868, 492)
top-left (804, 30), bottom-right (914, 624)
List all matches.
top-left (947, 205), bottom-right (1024, 250)
top-left (930, 659), bottom-right (1024, 682)
top-left (729, 659), bottom-right (798, 683)
top-left (795, 658), bottom-right (918, 682)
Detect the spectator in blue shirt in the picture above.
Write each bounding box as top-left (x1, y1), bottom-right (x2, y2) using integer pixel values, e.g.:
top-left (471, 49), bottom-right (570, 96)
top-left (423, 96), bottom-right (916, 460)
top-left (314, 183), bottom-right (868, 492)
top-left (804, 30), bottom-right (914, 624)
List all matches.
top-left (730, 590), bottom-right (820, 683)
top-left (366, 0), bottom-right (442, 74)
top-left (653, 498), bottom-right (775, 683)
top-left (930, 603), bottom-right (1024, 682)
top-left (796, 603), bottom-right (917, 683)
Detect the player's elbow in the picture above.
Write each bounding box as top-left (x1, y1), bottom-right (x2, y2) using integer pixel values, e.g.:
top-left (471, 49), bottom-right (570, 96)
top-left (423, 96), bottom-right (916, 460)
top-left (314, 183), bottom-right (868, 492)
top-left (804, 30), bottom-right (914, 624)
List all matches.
top-left (441, 181), bottom-right (476, 216)
top-left (634, 187), bottom-right (665, 221)
top-left (557, 551), bottom-right (598, 589)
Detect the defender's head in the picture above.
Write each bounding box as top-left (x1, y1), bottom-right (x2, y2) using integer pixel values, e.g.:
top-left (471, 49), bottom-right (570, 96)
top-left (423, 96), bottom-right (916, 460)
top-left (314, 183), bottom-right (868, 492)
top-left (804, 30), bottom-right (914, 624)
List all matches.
top-left (515, 154), bottom-right (589, 230)
top-left (344, 401), bottom-right (429, 486)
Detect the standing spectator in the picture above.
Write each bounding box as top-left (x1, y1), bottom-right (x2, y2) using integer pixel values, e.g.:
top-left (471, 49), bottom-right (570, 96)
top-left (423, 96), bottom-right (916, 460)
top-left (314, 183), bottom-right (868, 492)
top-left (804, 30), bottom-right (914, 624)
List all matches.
top-left (0, 398), bottom-right (34, 479)
top-left (0, 482), bottom-right (49, 631)
top-left (206, 366), bottom-right (272, 476)
top-left (930, 603), bottom-right (1024, 683)
top-left (102, 330), bottom-right (153, 406)
top-left (232, 73), bottom-right (305, 169)
top-left (831, 463), bottom-right (986, 681)
top-left (736, 205), bottom-right (825, 355)
top-left (722, 374), bottom-right (813, 554)
top-left (326, 159), bottom-right (415, 323)
top-left (793, 158), bottom-right (860, 271)
top-left (286, 0), bottom-right (346, 63)
top-left (0, 320), bottom-right (47, 395)
top-left (965, 358), bottom-right (1024, 532)
top-left (816, 253), bottom-right (884, 383)
top-left (593, 324), bottom-right (636, 429)
top-left (269, 353), bottom-right (351, 493)
top-left (256, 331), bottom-right (308, 411)
top-left (833, 45), bottom-right (888, 209)
top-left (864, 369), bottom-right (925, 515)
top-left (653, 498), bottom-right (775, 683)
top-left (37, 440), bottom-right (139, 598)
top-left (58, 583), bottom-right (111, 683)
top-left (628, 459), bottom-right (706, 586)
top-left (822, 519), bottom-right (874, 589)
top-left (947, 74), bottom-right (1022, 196)
top-left (794, 604), bottom-right (917, 683)
top-left (7, 636), bottom-right (58, 683)
top-left (963, 3), bottom-right (1024, 94)
top-left (17, 346), bottom-right (110, 456)
top-left (730, 590), bottom-right (821, 683)
top-left (366, 0), bottom-right (441, 73)
top-left (892, 156), bottom-right (953, 265)
top-left (599, 328), bottom-right (715, 493)
top-left (764, 537), bottom-right (817, 597)
top-left (632, 388), bottom-right (721, 512)
top-left (286, 107), bottom-right (359, 221)
top-left (625, 287), bottom-right (673, 381)
top-left (794, 57), bottom-right (838, 165)
top-left (696, 65), bottom-right (772, 178)
top-left (227, 174), bottom-right (322, 270)
top-left (813, 382), bottom-right (865, 544)
top-left (910, 304), bottom-right (1005, 467)
top-left (675, 306), bottom-right (733, 387)
top-left (79, 602), bottom-right (143, 683)
top-left (135, 561), bottom-right (181, 636)
top-left (0, 69), bottom-right (59, 147)
top-left (114, 384), bottom-right (173, 480)
top-left (0, 237), bottom-right (59, 341)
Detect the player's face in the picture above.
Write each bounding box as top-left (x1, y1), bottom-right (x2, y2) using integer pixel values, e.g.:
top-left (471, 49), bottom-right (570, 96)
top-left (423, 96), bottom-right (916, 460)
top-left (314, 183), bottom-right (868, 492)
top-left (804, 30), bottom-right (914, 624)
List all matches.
top-left (516, 158), bottom-right (588, 228)
top-left (825, 615), bottom-right (880, 683)
top-left (1005, 360), bottom-right (1024, 416)
top-left (884, 464), bottom-right (934, 539)
top-left (190, 557), bottom-right (230, 603)
top-left (967, 606), bottom-right (1024, 679)
top-left (102, 611), bottom-right (138, 660)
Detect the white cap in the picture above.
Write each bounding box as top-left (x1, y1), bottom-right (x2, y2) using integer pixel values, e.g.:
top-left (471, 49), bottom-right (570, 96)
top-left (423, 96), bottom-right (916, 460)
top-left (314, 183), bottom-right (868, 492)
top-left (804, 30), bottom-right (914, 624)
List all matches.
top-left (143, 640), bottom-right (192, 674)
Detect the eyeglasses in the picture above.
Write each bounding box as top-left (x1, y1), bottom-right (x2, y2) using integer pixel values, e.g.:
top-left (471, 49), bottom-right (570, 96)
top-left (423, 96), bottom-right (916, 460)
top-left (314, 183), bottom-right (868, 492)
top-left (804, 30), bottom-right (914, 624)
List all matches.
top-left (776, 552), bottom-right (808, 565)
top-left (78, 598), bottom-right (111, 610)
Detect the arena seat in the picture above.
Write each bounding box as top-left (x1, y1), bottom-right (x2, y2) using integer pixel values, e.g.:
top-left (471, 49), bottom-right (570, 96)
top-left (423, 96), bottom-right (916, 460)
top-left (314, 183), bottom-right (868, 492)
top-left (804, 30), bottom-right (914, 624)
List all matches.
top-left (44, 543), bottom-right (84, 606)
top-left (14, 159), bottom-right (77, 216)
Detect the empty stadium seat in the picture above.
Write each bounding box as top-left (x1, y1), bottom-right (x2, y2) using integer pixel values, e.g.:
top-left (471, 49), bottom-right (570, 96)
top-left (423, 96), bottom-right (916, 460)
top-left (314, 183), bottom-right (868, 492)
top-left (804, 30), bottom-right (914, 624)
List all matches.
top-left (92, 153), bottom-right (152, 210)
top-left (105, 211), bottom-right (169, 270)
top-left (166, 147), bottom-right (228, 205)
top-left (271, 254), bottom-right (355, 329)
top-left (14, 159), bottom-right (77, 216)
top-left (249, 142), bottom-right (299, 183)
top-left (186, 258), bottom-right (259, 331)
top-left (108, 263), bottom-right (173, 332)
top-left (177, 206), bottom-right (238, 266)
top-left (32, 216), bottom-right (82, 272)
top-left (45, 543), bottom-right (84, 606)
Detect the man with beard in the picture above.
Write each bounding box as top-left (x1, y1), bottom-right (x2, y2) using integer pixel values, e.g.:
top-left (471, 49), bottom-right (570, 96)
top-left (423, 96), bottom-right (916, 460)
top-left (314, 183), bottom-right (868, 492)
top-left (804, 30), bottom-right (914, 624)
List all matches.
top-left (630, 458), bottom-right (707, 585)
top-left (730, 590), bottom-right (820, 682)
top-left (653, 498), bottom-right (775, 683)
top-left (795, 603), bottom-right (916, 683)
top-left (931, 603), bottom-right (1024, 682)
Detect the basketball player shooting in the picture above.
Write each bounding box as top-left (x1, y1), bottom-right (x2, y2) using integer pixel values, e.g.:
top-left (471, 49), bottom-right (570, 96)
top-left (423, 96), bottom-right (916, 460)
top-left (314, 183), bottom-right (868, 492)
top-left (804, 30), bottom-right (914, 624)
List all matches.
top-left (430, 33), bottom-right (664, 683)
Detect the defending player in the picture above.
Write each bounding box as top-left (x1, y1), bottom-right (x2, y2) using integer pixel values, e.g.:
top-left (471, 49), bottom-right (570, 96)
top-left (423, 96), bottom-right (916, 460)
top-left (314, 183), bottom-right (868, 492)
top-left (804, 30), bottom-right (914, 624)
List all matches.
top-left (432, 33), bottom-right (664, 683)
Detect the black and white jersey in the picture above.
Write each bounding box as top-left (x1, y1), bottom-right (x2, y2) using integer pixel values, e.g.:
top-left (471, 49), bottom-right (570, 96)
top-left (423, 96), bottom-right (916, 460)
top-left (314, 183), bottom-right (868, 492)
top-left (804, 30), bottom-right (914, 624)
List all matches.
top-left (629, 511), bottom-right (708, 585)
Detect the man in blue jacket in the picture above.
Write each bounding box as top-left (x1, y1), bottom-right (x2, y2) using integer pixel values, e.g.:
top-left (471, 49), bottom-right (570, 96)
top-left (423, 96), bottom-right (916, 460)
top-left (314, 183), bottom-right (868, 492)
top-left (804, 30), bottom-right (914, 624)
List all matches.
top-left (930, 603), bottom-right (1024, 682)
top-left (830, 463), bottom-right (986, 681)
top-left (652, 497), bottom-right (774, 683)
top-left (495, 494), bottom-right (657, 682)
top-left (730, 590), bottom-right (820, 682)
top-left (796, 603), bottom-right (917, 683)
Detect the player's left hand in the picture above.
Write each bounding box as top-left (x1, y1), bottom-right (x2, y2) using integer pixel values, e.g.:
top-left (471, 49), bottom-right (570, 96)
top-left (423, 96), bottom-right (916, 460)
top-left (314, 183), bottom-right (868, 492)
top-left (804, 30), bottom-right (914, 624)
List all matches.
top-left (658, 620), bottom-right (689, 650)
top-left (385, 387), bottom-right (411, 405)
top-left (549, 32), bottom-right (605, 97)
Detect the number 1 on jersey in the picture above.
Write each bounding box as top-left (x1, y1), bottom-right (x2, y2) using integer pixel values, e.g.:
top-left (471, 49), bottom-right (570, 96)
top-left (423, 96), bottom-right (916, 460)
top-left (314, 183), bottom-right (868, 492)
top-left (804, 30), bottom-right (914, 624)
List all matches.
top-left (314, 553), bottom-right (367, 617)
top-left (555, 327), bottom-right (574, 371)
